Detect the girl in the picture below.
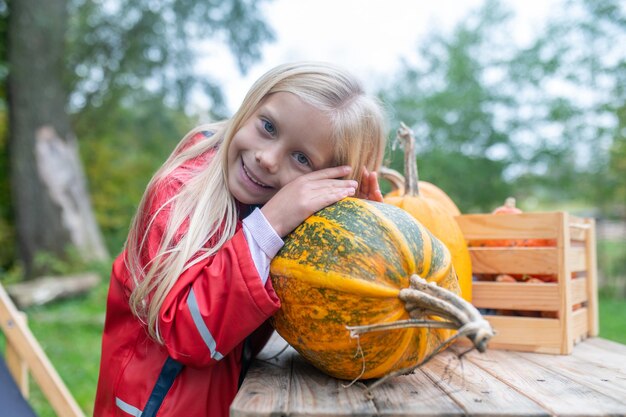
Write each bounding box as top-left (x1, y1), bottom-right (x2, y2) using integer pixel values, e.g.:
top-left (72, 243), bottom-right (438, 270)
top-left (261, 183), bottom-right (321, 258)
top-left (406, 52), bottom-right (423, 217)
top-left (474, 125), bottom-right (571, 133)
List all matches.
top-left (94, 61), bottom-right (387, 417)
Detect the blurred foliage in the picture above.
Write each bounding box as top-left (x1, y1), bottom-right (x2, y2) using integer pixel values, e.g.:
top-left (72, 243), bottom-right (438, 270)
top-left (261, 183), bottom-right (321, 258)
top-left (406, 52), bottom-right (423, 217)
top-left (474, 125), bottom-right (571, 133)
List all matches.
top-left (608, 103), bottom-right (626, 216)
top-left (0, 0), bottom-right (274, 273)
top-left (381, 0), bottom-right (625, 215)
top-left (380, 1), bottom-right (524, 212)
top-left (504, 0), bottom-right (626, 215)
top-left (79, 97), bottom-right (196, 253)
top-left (0, 2), bottom-right (10, 271)
top-left (66, 0), bottom-right (274, 119)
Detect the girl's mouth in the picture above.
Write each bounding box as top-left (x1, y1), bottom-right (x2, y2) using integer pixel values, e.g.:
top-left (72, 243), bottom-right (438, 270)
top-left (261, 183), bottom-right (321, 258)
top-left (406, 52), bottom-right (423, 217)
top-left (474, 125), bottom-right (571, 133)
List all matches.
top-left (242, 162), bottom-right (272, 189)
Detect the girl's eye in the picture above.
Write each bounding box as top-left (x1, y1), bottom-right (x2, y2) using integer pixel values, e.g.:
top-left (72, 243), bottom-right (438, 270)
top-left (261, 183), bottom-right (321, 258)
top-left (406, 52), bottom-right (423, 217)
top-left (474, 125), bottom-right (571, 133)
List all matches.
top-left (293, 152), bottom-right (311, 167)
top-left (262, 119), bottom-right (276, 135)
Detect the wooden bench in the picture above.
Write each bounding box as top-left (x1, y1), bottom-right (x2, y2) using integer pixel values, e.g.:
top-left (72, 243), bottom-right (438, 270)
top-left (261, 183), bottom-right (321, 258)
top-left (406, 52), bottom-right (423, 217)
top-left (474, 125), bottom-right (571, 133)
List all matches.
top-left (232, 332), bottom-right (626, 417)
top-left (0, 283), bottom-right (85, 417)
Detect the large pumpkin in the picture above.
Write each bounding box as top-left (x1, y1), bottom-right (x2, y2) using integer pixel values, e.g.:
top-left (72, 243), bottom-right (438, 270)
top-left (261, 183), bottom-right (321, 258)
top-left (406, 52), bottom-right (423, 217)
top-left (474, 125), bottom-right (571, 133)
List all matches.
top-left (270, 198), bottom-right (465, 380)
top-left (383, 123), bottom-right (473, 302)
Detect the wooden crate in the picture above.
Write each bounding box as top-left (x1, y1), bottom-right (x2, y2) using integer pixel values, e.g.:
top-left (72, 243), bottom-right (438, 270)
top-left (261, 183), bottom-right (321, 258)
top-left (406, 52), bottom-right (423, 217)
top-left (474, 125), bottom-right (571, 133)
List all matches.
top-left (455, 212), bottom-right (599, 354)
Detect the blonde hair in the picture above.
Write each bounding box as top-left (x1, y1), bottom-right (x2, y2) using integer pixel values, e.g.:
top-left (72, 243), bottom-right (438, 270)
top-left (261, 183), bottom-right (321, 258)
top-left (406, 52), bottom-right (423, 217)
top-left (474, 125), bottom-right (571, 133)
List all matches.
top-left (126, 62), bottom-right (387, 342)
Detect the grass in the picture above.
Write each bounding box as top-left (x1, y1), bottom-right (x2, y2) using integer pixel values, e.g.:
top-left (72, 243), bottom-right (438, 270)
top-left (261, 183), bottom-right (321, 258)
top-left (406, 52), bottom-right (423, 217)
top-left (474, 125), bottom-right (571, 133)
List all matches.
top-left (598, 295), bottom-right (626, 344)
top-left (0, 280), bottom-right (109, 417)
top-left (0, 277), bottom-right (624, 416)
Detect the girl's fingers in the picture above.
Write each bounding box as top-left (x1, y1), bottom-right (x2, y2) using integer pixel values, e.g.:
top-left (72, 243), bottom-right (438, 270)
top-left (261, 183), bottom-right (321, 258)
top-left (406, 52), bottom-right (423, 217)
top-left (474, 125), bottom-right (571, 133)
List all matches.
top-left (305, 165), bottom-right (352, 180)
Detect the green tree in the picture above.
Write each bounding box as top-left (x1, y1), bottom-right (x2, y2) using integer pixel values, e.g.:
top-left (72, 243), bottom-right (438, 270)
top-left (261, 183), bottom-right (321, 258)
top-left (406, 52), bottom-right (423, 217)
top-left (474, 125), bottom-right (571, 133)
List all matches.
top-left (506, 0), bottom-right (625, 211)
top-left (67, 0), bottom-right (274, 126)
top-left (381, 0), bottom-right (515, 212)
top-left (2, 0), bottom-right (274, 275)
top-left (382, 0), bottom-right (625, 213)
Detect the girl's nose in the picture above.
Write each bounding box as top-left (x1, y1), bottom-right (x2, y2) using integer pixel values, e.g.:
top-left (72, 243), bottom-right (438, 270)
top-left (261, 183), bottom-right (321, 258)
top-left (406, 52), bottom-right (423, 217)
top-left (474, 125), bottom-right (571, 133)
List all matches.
top-left (255, 149), bottom-right (279, 174)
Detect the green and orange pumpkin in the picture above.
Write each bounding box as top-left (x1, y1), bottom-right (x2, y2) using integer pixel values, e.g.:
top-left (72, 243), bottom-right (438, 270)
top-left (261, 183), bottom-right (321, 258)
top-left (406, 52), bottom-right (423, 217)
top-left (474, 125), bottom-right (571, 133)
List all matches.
top-left (270, 197), bottom-right (471, 380)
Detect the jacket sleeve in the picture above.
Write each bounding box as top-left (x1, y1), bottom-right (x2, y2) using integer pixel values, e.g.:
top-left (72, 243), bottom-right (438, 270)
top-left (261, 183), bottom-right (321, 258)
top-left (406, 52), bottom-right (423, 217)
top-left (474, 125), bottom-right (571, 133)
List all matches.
top-left (132, 169), bottom-right (281, 367)
top-left (158, 228), bottom-right (281, 366)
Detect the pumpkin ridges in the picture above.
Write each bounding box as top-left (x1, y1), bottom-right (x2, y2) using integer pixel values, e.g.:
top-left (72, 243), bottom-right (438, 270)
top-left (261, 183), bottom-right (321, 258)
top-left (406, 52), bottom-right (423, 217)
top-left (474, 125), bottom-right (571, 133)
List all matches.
top-left (271, 263), bottom-right (401, 298)
top-left (389, 197), bottom-right (460, 287)
top-left (271, 198), bottom-right (452, 379)
top-left (365, 200), bottom-right (420, 277)
top-left (362, 328), bottom-right (416, 378)
top-left (382, 124), bottom-right (472, 302)
top-left (271, 198), bottom-right (491, 381)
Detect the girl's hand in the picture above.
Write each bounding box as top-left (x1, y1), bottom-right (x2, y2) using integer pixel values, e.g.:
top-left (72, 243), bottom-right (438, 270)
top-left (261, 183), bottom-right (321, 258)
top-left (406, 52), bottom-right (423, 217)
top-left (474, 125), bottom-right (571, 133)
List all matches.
top-left (261, 166), bottom-right (357, 237)
top-left (357, 167), bottom-right (383, 202)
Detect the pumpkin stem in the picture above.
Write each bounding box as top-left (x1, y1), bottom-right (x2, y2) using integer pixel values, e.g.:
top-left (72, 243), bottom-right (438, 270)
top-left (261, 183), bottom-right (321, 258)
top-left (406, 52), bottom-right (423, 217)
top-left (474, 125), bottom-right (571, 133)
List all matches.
top-left (365, 318), bottom-right (488, 393)
top-left (397, 122), bottom-right (420, 197)
top-left (347, 274), bottom-right (494, 394)
top-left (405, 275), bottom-right (493, 352)
top-left (379, 166), bottom-right (405, 194)
top-left (347, 319), bottom-right (458, 337)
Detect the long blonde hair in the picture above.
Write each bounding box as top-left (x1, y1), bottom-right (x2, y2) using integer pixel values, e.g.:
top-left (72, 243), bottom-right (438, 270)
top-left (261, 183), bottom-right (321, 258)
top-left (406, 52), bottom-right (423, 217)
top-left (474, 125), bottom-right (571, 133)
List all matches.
top-left (126, 61), bottom-right (388, 343)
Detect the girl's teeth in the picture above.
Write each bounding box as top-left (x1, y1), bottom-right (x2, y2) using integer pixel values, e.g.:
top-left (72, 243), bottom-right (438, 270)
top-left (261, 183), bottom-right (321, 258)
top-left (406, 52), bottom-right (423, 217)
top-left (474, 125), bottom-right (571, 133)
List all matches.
top-left (244, 165), bottom-right (269, 187)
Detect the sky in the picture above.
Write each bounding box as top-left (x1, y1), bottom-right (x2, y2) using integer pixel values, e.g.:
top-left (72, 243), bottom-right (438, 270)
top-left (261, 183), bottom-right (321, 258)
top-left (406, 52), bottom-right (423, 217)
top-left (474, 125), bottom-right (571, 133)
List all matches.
top-left (198, 0), bottom-right (556, 114)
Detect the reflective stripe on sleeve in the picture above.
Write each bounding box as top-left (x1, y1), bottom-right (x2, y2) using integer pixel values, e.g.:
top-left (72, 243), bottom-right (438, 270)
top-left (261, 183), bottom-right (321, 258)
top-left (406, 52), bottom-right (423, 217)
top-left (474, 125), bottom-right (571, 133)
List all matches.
top-left (187, 288), bottom-right (224, 360)
top-left (116, 397), bottom-right (143, 417)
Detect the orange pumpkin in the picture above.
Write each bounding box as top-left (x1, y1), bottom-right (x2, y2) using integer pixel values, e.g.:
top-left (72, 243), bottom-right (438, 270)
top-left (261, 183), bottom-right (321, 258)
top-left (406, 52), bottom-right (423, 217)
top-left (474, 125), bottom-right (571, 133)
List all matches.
top-left (380, 166), bottom-right (461, 217)
top-left (383, 123), bottom-right (472, 302)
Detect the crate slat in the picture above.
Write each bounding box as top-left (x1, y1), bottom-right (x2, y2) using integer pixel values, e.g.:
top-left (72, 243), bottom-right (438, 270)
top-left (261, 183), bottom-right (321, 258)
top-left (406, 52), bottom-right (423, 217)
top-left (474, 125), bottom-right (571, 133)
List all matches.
top-left (469, 247), bottom-right (558, 274)
top-left (456, 212), bottom-right (563, 240)
top-left (482, 315), bottom-right (563, 354)
top-left (571, 278), bottom-right (588, 305)
top-left (568, 246), bottom-right (587, 271)
top-left (473, 282), bottom-right (559, 311)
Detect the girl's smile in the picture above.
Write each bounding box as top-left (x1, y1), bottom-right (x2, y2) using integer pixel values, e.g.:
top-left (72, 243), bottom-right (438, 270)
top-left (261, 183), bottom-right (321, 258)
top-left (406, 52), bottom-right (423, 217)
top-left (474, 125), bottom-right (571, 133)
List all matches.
top-left (241, 160), bottom-right (273, 189)
top-left (227, 92), bottom-right (335, 205)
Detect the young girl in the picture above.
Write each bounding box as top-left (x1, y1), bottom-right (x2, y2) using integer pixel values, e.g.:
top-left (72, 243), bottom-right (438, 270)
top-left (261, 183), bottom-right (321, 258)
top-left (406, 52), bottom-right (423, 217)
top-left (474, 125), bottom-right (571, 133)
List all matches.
top-left (94, 61), bottom-right (388, 417)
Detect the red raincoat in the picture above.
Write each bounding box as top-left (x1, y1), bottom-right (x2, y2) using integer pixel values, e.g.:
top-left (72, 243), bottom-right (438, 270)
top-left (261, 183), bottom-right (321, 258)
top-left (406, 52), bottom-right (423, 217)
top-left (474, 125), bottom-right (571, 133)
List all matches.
top-left (94, 135), bottom-right (281, 417)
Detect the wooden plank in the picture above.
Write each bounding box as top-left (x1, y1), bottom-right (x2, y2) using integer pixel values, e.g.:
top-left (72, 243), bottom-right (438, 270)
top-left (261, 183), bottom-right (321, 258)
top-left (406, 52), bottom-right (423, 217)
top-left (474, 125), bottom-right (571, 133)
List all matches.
top-left (472, 282), bottom-right (559, 310)
top-left (568, 246), bottom-right (587, 271)
top-left (519, 349), bottom-right (626, 405)
top-left (0, 284), bottom-right (85, 417)
top-left (5, 311), bottom-right (29, 398)
top-left (468, 349), bottom-right (626, 416)
top-left (584, 218), bottom-right (599, 336)
top-left (230, 335), bottom-right (293, 417)
top-left (481, 315), bottom-right (563, 354)
top-left (571, 308), bottom-right (590, 343)
top-left (287, 354), bottom-right (377, 416)
top-left (456, 212), bottom-right (562, 240)
top-left (569, 218), bottom-right (592, 241)
top-left (366, 369), bottom-right (464, 416)
top-left (572, 338), bottom-right (626, 374)
top-left (571, 278), bottom-right (588, 305)
top-left (469, 247), bottom-right (559, 275)
top-left (586, 337), bottom-right (626, 357)
top-left (557, 213), bottom-right (574, 354)
top-left (233, 338), bottom-right (626, 417)
top-left (420, 350), bottom-right (549, 416)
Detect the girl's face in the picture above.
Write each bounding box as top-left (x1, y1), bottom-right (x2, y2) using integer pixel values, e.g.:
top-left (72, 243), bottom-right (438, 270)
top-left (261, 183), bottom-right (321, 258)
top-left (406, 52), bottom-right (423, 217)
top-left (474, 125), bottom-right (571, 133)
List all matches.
top-left (227, 92), bottom-right (335, 205)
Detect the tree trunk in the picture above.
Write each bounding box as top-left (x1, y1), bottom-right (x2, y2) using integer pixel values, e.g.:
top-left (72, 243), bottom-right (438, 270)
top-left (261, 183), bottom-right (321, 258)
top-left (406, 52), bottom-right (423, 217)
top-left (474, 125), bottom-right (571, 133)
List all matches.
top-left (7, 0), bottom-right (108, 276)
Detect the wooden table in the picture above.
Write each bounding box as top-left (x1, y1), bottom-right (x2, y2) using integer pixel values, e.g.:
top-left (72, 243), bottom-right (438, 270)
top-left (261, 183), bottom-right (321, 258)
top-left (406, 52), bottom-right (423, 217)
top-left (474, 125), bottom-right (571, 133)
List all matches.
top-left (231, 333), bottom-right (626, 417)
